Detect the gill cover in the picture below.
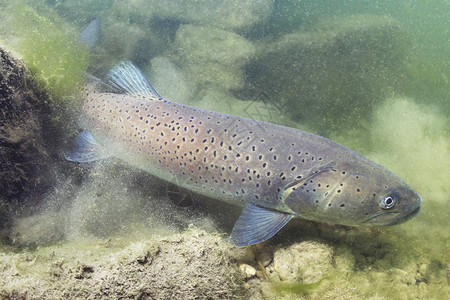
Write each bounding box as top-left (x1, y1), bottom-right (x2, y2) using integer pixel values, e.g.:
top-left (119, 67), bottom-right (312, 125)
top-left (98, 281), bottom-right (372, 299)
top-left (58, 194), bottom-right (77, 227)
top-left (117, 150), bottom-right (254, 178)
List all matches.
top-left (281, 165), bottom-right (338, 216)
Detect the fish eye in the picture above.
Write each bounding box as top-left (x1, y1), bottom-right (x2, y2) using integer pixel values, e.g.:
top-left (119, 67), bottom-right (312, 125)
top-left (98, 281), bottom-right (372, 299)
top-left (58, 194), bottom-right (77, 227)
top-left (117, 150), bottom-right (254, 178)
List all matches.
top-left (380, 195), bottom-right (396, 209)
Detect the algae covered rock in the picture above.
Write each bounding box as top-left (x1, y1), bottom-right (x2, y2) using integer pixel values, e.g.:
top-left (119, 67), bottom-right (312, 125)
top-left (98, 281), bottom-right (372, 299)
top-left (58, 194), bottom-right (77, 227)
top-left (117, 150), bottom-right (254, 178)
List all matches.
top-left (0, 44), bottom-right (79, 238)
top-left (169, 25), bottom-right (256, 92)
top-left (248, 14), bottom-right (409, 133)
top-left (0, 49), bottom-right (54, 209)
top-left (273, 240), bottom-right (334, 284)
top-left (0, 228), bottom-right (248, 299)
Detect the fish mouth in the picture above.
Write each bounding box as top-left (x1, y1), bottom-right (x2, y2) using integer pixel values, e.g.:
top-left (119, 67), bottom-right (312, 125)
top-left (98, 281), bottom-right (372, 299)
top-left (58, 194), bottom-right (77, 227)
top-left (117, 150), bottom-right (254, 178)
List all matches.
top-left (389, 205), bottom-right (421, 225)
top-left (362, 205), bottom-right (421, 226)
top-left (362, 211), bottom-right (399, 224)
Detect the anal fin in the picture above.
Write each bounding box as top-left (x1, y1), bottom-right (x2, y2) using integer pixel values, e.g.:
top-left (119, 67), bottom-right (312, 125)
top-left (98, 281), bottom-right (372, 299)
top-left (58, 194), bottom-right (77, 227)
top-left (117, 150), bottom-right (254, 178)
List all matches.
top-left (230, 203), bottom-right (293, 247)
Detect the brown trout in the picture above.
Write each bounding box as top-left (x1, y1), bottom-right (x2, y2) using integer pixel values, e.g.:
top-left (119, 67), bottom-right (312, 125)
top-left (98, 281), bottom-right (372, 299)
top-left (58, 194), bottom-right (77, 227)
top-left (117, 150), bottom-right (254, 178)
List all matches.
top-left (66, 61), bottom-right (421, 246)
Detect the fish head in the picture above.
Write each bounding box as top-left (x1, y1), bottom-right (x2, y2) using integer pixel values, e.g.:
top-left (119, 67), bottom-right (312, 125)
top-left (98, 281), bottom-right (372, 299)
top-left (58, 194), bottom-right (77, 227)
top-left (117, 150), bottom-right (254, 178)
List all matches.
top-left (282, 161), bottom-right (421, 227)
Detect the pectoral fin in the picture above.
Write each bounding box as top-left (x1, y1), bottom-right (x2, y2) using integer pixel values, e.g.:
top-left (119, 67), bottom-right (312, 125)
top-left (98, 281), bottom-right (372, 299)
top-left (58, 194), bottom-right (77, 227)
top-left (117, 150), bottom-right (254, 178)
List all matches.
top-left (230, 203), bottom-right (293, 247)
top-left (65, 131), bottom-right (110, 162)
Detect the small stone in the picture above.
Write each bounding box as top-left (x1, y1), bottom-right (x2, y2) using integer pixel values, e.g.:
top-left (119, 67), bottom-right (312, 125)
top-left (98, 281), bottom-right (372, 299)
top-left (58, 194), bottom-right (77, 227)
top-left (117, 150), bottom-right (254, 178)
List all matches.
top-left (240, 264), bottom-right (257, 279)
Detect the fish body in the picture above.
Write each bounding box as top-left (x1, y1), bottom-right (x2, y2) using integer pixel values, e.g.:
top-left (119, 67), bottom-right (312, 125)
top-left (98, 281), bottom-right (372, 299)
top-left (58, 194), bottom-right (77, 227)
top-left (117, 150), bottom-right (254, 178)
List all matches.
top-left (67, 61), bottom-right (421, 246)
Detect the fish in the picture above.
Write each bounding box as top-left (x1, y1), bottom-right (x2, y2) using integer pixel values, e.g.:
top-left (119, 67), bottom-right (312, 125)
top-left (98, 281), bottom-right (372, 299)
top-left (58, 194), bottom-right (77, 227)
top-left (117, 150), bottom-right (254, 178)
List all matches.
top-left (66, 60), bottom-right (421, 246)
top-left (66, 21), bottom-right (421, 246)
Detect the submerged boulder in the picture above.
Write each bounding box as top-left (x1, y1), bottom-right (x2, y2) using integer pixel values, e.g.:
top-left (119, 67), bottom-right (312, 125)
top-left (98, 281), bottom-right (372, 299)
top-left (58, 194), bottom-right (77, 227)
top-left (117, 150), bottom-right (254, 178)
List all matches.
top-left (168, 25), bottom-right (256, 93)
top-left (58, 0), bottom-right (272, 66)
top-left (272, 241), bottom-right (334, 284)
top-left (247, 15), bottom-right (409, 133)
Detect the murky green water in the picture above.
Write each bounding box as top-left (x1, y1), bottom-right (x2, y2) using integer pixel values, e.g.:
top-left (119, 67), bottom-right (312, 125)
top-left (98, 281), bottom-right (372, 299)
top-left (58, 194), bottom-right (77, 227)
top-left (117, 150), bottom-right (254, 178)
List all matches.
top-left (0, 1), bottom-right (448, 299)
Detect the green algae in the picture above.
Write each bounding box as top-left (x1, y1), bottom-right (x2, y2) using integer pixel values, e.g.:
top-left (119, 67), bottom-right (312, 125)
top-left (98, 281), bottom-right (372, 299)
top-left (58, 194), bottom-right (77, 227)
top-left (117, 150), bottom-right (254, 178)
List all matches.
top-left (0, 1), bottom-right (89, 105)
top-left (271, 278), bottom-right (327, 296)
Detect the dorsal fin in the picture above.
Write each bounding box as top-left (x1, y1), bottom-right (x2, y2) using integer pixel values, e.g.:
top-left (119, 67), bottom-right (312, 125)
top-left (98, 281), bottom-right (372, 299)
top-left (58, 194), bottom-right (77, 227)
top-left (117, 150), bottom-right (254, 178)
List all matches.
top-left (105, 60), bottom-right (162, 99)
